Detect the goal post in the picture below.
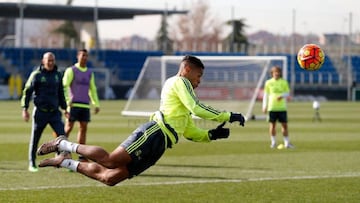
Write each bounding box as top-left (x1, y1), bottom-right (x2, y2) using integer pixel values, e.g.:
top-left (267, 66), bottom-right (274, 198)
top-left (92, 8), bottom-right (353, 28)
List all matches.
top-left (122, 55), bottom-right (287, 120)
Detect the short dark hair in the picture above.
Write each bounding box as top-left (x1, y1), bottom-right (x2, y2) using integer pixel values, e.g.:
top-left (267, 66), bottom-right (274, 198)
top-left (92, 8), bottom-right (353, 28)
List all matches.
top-left (182, 55), bottom-right (204, 69)
top-left (78, 48), bottom-right (88, 53)
top-left (270, 66), bottom-right (282, 77)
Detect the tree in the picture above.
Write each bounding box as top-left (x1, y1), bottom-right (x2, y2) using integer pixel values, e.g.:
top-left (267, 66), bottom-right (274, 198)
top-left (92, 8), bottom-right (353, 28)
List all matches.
top-left (51, 0), bottom-right (79, 48)
top-left (225, 19), bottom-right (248, 53)
top-left (169, 0), bottom-right (224, 52)
top-left (52, 21), bottom-right (79, 48)
top-left (156, 13), bottom-right (173, 54)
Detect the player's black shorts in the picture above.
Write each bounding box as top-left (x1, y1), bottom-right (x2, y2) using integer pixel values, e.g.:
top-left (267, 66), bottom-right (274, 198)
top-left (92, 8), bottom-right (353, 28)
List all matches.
top-left (120, 121), bottom-right (171, 178)
top-left (68, 107), bottom-right (90, 122)
top-left (268, 111), bottom-right (288, 123)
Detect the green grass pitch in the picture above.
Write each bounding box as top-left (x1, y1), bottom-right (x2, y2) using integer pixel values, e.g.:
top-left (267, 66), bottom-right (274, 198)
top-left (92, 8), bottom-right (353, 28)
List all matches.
top-left (0, 100), bottom-right (359, 202)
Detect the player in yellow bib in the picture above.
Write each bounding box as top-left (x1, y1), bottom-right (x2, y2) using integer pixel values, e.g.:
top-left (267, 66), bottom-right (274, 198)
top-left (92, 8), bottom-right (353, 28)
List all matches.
top-left (36, 55), bottom-right (245, 186)
top-left (262, 66), bottom-right (294, 149)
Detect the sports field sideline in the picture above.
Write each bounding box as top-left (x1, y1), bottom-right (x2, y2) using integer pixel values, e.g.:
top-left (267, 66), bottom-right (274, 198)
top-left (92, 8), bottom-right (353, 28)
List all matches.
top-left (0, 100), bottom-right (359, 202)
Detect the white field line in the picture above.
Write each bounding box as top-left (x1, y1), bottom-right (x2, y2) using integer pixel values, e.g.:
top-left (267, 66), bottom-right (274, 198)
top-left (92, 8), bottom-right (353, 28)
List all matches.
top-left (1, 173), bottom-right (360, 191)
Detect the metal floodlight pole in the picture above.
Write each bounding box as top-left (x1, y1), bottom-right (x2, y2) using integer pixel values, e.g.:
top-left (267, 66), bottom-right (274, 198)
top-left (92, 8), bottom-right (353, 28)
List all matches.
top-left (18, 0), bottom-right (25, 72)
top-left (94, 0), bottom-right (99, 58)
top-left (162, 2), bottom-right (168, 54)
top-left (347, 12), bottom-right (353, 101)
top-left (290, 9), bottom-right (296, 97)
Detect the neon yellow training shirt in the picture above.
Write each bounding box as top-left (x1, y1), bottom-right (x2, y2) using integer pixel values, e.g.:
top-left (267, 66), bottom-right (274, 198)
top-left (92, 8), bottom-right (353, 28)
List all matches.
top-left (158, 76), bottom-right (231, 144)
top-left (263, 77), bottom-right (290, 111)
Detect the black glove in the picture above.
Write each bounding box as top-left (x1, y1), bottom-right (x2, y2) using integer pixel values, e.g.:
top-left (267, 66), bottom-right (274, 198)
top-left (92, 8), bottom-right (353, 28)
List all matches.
top-left (208, 122), bottom-right (230, 140)
top-left (230, 112), bottom-right (245, 127)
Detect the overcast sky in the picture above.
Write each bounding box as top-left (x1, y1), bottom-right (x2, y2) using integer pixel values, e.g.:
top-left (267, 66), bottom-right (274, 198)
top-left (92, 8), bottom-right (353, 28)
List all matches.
top-left (3, 0), bottom-right (360, 39)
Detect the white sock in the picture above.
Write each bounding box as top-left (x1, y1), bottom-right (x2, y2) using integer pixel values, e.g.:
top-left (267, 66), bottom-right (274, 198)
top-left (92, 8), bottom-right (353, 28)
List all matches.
top-left (271, 136), bottom-right (276, 145)
top-left (283, 136), bottom-right (289, 146)
top-left (59, 140), bottom-right (79, 153)
top-left (60, 159), bottom-right (80, 172)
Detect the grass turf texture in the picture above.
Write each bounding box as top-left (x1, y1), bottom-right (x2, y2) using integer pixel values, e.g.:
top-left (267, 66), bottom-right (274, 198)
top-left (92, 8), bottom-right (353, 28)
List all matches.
top-left (0, 100), bottom-right (359, 202)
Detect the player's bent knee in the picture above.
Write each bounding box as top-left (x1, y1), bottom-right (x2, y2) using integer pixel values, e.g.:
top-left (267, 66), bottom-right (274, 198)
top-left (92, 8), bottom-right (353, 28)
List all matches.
top-left (101, 168), bottom-right (129, 186)
top-left (102, 176), bottom-right (123, 186)
top-left (99, 174), bottom-right (118, 186)
top-left (103, 180), bottom-right (117, 187)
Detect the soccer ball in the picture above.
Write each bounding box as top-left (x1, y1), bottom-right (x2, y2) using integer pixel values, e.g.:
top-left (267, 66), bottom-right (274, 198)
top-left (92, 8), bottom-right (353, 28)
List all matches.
top-left (297, 44), bottom-right (325, 71)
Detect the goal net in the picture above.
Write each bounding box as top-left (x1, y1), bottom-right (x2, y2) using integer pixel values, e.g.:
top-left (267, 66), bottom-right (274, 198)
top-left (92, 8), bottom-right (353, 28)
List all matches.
top-left (91, 68), bottom-right (111, 100)
top-left (122, 56), bottom-right (287, 120)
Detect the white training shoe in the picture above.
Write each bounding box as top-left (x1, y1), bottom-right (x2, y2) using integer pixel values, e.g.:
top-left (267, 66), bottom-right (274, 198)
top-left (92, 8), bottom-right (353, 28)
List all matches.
top-left (285, 143), bottom-right (295, 149)
top-left (28, 165), bottom-right (39, 172)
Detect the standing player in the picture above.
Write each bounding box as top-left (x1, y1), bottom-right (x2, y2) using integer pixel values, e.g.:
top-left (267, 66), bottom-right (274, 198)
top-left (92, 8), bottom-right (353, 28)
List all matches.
top-left (312, 100), bottom-right (322, 122)
top-left (262, 66), bottom-right (294, 149)
top-left (36, 55), bottom-right (245, 186)
top-left (62, 49), bottom-right (100, 162)
top-left (21, 52), bottom-right (68, 172)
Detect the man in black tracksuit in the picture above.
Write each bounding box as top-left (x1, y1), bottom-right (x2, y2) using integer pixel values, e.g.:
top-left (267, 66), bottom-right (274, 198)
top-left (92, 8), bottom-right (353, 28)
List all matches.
top-left (21, 52), bottom-right (69, 172)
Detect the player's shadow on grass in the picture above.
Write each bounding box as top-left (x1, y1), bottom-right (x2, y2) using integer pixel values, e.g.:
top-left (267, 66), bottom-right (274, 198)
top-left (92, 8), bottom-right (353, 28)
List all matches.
top-left (142, 173), bottom-right (229, 180)
top-left (157, 163), bottom-right (266, 170)
top-left (141, 164), bottom-right (269, 180)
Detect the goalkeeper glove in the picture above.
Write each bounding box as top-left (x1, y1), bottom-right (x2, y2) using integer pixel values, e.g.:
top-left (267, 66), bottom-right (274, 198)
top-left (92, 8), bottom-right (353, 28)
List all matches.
top-left (208, 122), bottom-right (230, 140)
top-left (230, 112), bottom-right (245, 127)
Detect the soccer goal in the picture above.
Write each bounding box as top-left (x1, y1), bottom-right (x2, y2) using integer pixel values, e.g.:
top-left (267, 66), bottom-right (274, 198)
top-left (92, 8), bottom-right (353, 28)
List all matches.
top-left (91, 68), bottom-right (112, 100)
top-left (121, 55), bottom-right (287, 120)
